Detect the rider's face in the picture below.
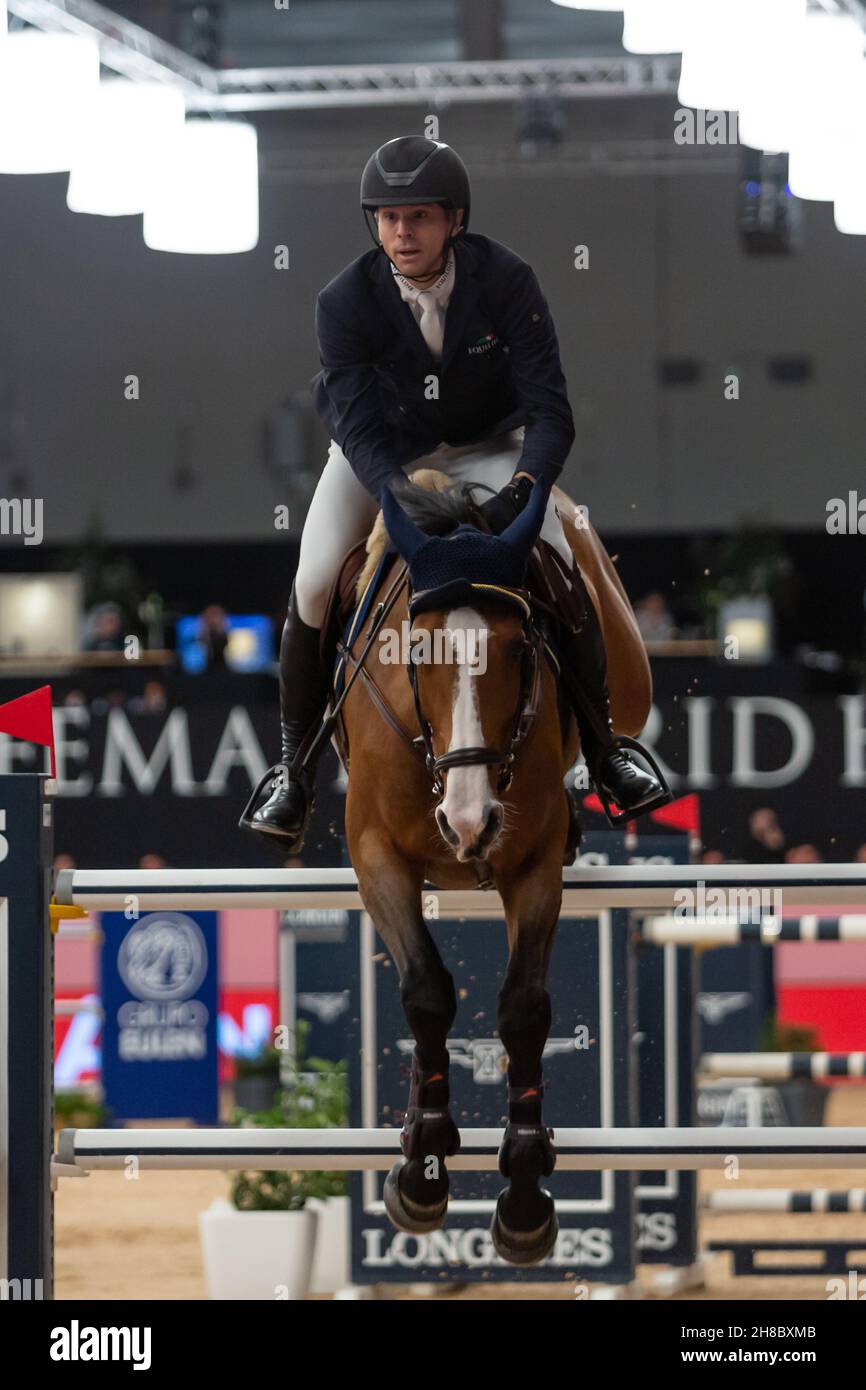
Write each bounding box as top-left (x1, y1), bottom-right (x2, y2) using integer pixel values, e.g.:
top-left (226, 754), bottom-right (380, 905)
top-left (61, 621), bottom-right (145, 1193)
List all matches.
top-left (376, 203), bottom-right (463, 280)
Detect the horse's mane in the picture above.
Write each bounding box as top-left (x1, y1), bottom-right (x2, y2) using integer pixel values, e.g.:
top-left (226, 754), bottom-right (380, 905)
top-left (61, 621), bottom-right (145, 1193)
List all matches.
top-left (356, 468), bottom-right (492, 600)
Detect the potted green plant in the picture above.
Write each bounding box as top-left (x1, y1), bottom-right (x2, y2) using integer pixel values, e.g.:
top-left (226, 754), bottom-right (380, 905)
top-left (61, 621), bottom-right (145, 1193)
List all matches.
top-left (199, 1025), bottom-right (349, 1300)
top-left (53, 1090), bottom-right (108, 1129)
top-left (760, 1016), bottom-right (828, 1126)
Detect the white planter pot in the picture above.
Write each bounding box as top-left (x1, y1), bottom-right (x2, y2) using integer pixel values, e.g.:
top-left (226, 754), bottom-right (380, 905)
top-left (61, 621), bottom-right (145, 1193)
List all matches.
top-left (307, 1196), bottom-right (351, 1294)
top-left (199, 1198), bottom-right (318, 1300)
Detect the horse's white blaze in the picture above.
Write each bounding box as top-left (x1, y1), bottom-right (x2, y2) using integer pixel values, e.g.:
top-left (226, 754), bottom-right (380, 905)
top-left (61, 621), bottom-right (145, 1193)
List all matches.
top-left (437, 607), bottom-right (497, 856)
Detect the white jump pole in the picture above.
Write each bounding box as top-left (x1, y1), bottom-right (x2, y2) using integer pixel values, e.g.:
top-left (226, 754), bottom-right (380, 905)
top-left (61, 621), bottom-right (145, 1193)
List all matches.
top-left (643, 915), bottom-right (866, 945)
top-left (56, 1126), bottom-right (866, 1173)
top-left (54, 863), bottom-right (866, 914)
top-left (700, 1053), bottom-right (866, 1081)
top-left (703, 1189), bottom-right (866, 1213)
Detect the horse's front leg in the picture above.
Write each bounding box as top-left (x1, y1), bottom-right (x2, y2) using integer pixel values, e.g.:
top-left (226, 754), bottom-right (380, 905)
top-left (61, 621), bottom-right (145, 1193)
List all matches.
top-left (492, 855), bottom-right (563, 1266)
top-left (354, 843), bottom-right (460, 1233)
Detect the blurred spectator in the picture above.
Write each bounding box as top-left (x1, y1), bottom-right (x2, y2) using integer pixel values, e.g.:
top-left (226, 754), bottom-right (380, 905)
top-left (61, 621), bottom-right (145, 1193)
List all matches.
top-left (129, 680), bottom-right (168, 716)
top-left (138, 853), bottom-right (167, 869)
top-left (62, 690), bottom-right (87, 707)
top-left (744, 807), bottom-right (786, 863)
top-left (785, 844), bottom-right (823, 864)
top-left (854, 844), bottom-right (866, 863)
top-left (635, 591), bottom-right (677, 642)
top-left (196, 605), bottom-right (230, 669)
top-left (84, 603), bottom-right (125, 652)
top-left (700, 849), bottom-right (726, 864)
top-left (53, 853), bottom-right (76, 871)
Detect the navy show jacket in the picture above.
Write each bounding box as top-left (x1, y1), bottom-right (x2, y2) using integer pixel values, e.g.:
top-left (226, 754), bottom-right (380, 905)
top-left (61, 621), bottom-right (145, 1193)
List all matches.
top-left (310, 232), bottom-right (576, 501)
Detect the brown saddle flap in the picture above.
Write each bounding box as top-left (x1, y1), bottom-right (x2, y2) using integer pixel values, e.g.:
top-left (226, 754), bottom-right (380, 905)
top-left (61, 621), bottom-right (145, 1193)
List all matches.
top-left (319, 538), bottom-right (370, 670)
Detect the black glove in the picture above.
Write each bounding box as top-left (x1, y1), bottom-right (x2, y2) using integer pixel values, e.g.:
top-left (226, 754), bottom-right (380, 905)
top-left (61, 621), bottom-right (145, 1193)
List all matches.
top-left (478, 474), bottom-right (535, 535)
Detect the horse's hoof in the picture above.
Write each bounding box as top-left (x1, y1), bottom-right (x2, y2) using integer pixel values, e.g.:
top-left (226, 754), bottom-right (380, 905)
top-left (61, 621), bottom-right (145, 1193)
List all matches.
top-left (383, 1158), bottom-right (449, 1235)
top-left (490, 1189), bottom-right (558, 1266)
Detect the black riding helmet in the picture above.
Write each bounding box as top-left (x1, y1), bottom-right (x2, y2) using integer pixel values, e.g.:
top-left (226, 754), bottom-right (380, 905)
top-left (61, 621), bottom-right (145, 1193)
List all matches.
top-left (360, 136), bottom-right (470, 275)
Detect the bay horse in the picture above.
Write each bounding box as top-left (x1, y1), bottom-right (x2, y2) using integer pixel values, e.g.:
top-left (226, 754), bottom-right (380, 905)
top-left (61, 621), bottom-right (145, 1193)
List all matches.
top-left (332, 472), bottom-right (651, 1264)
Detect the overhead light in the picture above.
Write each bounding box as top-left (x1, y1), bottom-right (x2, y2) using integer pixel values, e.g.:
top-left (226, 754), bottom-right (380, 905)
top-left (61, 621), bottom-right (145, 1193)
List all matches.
top-left (143, 119), bottom-right (259, 255)
top-left (679, 0), bottom-right (805, 115)
top-left (833, 86), bottom-right (866, 230)
top-left (622, 1), bottom-right (687, 55)
top-left (741, 11), bottom-right (862, 155)
top-left (834, 180), bottom-right (866, 235)
top-left (550, 1), bottom-right (624, 11)
top-left (0, 31), bottom-right (100, 174)
top-left (738, 4), bottom-right (810, 153)
top-left (67, 79), bottom-right (186, 217)
top-left (785, 22), bottom-right (864, 203)
top-left (788, 144), bottom-right (846, 203)
top-left (677, 0), bottom-right (759, 112)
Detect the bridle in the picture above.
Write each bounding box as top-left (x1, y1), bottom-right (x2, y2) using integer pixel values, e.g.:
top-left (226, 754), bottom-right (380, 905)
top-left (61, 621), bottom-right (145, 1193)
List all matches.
top-left (405, 585), bottom-right (545, 799)
top-left (331, 570), bottom-right (552, 801)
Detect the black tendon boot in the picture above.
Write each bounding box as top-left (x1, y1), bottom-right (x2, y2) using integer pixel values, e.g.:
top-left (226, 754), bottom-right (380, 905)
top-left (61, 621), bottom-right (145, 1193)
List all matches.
top-left (238, 582), bottom-right (332, 850)
top-left (559, 574), bottom-right (671, 825)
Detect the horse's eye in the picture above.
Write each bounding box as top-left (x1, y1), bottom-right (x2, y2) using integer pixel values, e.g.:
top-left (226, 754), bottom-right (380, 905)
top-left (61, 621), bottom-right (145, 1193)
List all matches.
top-left (507, 638), bottom-right (524, 661)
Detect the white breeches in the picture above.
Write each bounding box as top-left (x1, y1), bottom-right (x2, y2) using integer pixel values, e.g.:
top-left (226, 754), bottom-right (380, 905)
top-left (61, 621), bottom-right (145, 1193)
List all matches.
top-left (295, 429), bottom-right (573, 627)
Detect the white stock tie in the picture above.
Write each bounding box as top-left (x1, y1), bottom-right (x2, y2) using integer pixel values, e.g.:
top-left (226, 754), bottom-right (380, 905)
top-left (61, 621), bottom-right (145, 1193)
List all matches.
top-left (416, 291), bottom-right (445, 360)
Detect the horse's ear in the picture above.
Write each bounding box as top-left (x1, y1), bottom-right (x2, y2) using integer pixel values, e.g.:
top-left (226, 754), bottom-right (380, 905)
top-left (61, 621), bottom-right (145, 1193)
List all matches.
top-left (381, 480), bottom-right (427, 563)
top-left (500, 477), bottom-right (551, 558)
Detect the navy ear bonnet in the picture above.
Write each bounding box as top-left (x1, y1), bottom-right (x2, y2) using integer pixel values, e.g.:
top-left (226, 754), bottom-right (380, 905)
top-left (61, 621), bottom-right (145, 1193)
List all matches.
top-left (381, 476), bottom-right (551, 616)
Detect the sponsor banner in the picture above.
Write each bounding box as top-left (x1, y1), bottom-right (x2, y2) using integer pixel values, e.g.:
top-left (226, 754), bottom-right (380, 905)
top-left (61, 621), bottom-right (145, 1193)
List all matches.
top-left (101, 910), bottom-right (219, 1123)
top-left (0, 668), bottom-right (862, 868)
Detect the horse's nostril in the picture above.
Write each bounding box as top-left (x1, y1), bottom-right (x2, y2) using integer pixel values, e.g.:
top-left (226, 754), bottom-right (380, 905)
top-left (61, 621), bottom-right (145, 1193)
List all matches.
top-left (435, 807), bottom-right (460, 845)
top-left (481, 805), bottom-right (503, 845)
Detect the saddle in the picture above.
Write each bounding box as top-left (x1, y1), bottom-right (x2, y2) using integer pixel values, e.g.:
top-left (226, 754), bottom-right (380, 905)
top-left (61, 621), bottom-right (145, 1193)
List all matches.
top-left (321, 534), bottom-right (587, 678)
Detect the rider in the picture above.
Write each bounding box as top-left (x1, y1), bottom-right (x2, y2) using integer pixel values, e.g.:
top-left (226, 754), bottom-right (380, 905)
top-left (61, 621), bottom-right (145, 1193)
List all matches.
top-left (241, 135), bottom-right (666, 849)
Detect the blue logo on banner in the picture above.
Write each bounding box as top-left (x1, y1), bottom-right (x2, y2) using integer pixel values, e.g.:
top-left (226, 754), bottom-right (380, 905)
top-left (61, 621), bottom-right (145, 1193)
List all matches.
top-left (101, 911), bottom-right (219, 1123)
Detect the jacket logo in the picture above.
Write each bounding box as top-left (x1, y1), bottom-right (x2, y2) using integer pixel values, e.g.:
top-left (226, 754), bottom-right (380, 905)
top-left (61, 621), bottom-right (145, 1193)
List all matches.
top-left (468, 332), bottom-right (499, 355)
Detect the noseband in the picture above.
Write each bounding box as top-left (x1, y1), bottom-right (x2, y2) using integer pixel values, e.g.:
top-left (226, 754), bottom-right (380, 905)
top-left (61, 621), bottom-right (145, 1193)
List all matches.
top-left (406, 583), bottom-right (544, 799)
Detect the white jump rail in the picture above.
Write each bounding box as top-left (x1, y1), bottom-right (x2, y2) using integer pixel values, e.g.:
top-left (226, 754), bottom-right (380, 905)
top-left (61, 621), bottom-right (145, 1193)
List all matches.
top-left (55, 1126), bottom-right (866, 1173)
top-left (53, 863), bottom-right (866, 914)
top-left (702, 1189), bottom-right (866, 1213)
top-left (699, 1053), bottom-right (866, 1081)
top-left (642, 914), bottom-right (866, 945)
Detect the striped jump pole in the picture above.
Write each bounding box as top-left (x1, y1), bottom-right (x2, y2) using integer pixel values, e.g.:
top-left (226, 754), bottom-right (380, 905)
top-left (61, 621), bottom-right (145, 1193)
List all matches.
top-left (642, 914), bottom-right (866, 945)
top-left (702, 1189), bottom-right (866, 1213)
top-left (53, 862), bottom-right (866, 914)
top-left (699, 1053), bottom-right (866, 1081)
top-left (55, 1126), bottom-right (866, 1174)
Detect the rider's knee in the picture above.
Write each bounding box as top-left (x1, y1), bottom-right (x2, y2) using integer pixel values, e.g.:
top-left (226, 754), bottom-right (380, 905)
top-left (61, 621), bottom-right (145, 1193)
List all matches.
top-left (294, 569), bottom-right (331, 628)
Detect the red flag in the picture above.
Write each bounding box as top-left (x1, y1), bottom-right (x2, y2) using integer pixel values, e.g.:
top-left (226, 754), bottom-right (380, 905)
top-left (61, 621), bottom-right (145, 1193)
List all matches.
top-left (649, 793), bottom-right (701, 837)
top-left (0, 686), bottom-right (56, 777)
top-left (580, 790), bottom-right (701, 838)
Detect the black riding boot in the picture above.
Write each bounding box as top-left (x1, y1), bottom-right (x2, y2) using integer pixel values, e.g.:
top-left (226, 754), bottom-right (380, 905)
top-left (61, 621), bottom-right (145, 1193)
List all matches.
top-left (238, 582), bottom-right (331, 850)
top-left (559, 574), bottom-right (670, 823)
